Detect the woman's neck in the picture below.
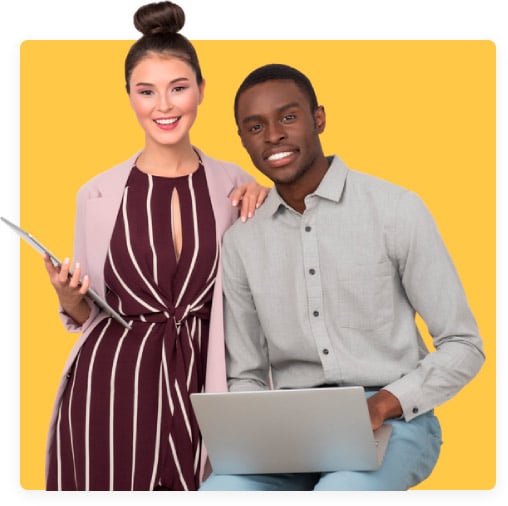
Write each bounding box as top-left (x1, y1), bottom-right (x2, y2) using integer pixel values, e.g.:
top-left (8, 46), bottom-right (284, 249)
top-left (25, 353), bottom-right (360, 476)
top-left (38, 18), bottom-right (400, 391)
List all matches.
top-left (136, 140), bottom-right (199, 177)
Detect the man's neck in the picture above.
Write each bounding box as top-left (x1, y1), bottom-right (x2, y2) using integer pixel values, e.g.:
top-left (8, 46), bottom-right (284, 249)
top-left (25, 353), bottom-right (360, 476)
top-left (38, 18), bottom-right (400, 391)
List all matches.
top-left (276, 156), bottom-right (331, 214)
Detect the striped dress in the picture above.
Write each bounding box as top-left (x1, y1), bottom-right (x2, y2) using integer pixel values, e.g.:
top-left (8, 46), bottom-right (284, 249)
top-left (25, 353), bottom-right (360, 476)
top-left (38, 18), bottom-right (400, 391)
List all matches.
top-left (46, 163), bottom-right (218, 490)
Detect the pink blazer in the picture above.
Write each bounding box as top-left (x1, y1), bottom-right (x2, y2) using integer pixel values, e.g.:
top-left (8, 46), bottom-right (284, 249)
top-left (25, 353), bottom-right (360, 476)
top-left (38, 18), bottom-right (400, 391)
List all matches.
top-left (45, 148), bottom-right (253, 480)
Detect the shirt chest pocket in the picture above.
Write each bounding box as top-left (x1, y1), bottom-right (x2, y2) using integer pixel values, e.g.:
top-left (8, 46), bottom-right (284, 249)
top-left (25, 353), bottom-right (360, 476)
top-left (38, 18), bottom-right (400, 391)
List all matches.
top-left (332, 261), bottom-right (394, 330)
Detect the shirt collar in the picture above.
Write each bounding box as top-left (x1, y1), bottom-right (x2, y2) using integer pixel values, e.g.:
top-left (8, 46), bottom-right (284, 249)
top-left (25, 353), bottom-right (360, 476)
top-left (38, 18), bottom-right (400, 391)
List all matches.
top-left (314, 155), bottom-right (348, 203)
top-left (259, 155), bottom-right (349, 218)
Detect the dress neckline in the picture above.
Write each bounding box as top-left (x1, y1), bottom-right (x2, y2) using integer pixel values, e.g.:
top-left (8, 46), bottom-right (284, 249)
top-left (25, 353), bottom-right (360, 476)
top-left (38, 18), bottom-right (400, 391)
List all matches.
top-left (131, 162), bottom-right (203, 181)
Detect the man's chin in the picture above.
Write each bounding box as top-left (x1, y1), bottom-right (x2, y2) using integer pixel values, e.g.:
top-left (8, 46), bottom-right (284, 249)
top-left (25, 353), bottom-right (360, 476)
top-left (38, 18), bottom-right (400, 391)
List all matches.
top-left (272, 173), bottom-right (302, 186)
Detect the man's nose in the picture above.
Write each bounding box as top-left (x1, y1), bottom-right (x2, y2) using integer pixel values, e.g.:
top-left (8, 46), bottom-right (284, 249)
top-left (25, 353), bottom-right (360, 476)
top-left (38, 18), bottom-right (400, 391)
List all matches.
top-left (265, 121), bottom-right (286, 144)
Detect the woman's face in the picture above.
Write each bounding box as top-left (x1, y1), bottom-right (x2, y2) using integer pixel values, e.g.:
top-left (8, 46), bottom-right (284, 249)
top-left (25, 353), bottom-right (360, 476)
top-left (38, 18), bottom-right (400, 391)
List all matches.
top-left (128, 53), bottom-right (204, 149)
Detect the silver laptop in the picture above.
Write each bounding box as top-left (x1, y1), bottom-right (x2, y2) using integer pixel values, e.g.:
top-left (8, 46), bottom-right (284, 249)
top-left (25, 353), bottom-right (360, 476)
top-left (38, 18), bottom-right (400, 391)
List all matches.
top-left (190, 386), bottom-right (392, 474)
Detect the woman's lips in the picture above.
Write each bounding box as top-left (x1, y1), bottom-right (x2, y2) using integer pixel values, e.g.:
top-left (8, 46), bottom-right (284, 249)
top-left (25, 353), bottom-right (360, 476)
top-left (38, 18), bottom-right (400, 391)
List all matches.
top-left (154, 117), bottom-right (180, 130)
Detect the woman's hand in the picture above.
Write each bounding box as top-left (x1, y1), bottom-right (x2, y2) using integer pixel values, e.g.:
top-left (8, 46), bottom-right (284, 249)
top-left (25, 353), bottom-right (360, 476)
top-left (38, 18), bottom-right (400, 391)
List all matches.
top-left (229, 181), bottom-right (270, 222)
top-left (43, 254), bottom-right (91, 325)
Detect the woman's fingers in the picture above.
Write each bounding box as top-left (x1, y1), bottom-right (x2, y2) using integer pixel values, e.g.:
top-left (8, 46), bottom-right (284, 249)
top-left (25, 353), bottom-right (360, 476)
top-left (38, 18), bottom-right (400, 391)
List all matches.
top-left (79, 274), bottom-right (90, 295)
top-left (68, 262), bottom-right (82, 289)
top-left (58, 257), bottom-right (71, 284)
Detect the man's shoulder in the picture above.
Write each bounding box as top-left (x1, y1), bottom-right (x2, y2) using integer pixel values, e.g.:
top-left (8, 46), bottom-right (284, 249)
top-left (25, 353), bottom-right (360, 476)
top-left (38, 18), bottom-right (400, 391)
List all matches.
top-left (347, 168), bottom-right (409, 197)
top-left (223, 208), bottom-right (266, 246)
top-left (340, 166), bottom-right (433, 226)
top-left (346, 167), bottom-right (432, 223)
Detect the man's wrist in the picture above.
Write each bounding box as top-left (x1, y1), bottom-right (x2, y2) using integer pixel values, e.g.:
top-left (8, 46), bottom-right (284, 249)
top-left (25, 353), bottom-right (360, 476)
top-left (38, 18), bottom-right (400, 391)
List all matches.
top-left (374, 389), bottom-right (403, 420)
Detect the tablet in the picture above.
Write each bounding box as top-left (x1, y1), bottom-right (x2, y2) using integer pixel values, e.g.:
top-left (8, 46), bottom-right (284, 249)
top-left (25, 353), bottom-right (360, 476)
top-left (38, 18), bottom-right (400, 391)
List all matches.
top-left (1, 216), bottom-right (131, 330)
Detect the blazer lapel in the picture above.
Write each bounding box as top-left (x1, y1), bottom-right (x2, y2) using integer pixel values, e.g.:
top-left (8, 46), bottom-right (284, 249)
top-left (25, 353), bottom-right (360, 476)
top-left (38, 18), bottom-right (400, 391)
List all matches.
top-left (84, 154), bottom-right (138, 296)
top-left (198, 148), bottom-right (237, 239)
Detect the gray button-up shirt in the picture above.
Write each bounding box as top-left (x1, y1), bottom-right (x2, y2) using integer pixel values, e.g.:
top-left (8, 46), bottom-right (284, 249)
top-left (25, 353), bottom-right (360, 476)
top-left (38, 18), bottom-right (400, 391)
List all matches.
top-left (222, 155), bottom-right (484, 421)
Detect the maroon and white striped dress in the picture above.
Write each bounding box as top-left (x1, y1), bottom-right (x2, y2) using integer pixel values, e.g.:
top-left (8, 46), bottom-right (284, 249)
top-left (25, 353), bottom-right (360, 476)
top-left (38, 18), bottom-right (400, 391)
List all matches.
top-left (47, 163), bottom-right (218, 490)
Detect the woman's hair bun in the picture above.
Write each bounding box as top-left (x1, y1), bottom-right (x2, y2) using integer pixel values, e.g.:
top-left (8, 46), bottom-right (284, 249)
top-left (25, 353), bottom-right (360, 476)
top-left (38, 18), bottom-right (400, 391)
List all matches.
top-left (133, 1), bottom-right (185, 36)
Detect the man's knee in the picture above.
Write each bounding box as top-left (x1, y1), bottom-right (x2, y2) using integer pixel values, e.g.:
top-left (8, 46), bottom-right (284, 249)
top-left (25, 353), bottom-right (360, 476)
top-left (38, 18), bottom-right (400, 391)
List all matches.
top-left (200, 473), bottom-right (251, 491)
top-left (200, 472), bottom-right (317, 491)
top-left (315, 470), bottom-right (404, 491)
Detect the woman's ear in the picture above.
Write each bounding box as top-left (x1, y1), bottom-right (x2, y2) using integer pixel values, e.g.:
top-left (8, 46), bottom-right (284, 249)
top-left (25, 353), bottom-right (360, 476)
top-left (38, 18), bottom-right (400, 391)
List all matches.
top-left (198, 79), bottom-right (206, 105)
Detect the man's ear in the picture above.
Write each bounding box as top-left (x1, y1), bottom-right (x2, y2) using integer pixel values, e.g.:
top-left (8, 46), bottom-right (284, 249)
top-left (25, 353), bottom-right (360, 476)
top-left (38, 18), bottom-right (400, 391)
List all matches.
top-left (314, 105), bottom-right (326, 133)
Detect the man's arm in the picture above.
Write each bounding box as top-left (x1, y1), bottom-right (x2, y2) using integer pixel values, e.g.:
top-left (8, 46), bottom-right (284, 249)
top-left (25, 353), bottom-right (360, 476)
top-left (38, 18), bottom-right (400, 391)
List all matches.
top-left (383, 191), bottom-right (485, 421)
top-left (221, 229), bottom-right (271, 391)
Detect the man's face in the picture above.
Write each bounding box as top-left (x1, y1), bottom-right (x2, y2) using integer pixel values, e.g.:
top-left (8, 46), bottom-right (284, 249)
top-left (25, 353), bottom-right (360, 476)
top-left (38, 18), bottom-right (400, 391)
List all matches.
top-left (236, 80), bottom-right (325, 186)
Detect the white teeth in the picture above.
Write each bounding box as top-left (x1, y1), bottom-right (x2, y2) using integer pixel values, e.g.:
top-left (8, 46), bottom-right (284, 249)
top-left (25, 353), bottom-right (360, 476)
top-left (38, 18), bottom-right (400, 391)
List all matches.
top-left (155, 118), bottom-right (178, 125)
top-left (268, 151), bottom-right (292, 161)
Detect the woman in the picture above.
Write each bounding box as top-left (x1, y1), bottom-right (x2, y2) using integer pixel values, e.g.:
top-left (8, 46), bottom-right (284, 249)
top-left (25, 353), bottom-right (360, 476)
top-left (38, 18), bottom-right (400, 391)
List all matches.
top-left (43, 1), bottom-right (267, 491)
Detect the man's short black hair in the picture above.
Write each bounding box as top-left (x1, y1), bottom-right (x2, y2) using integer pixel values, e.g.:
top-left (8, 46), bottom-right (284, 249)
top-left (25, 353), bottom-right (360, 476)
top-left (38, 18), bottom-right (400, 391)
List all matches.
top-left (234, 64), bottom-right (319, 125)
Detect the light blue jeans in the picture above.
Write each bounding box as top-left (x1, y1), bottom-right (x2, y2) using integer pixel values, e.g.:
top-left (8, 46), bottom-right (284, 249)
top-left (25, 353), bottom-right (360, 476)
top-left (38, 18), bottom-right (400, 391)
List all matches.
top-left (200, 407), bottom-right (442, 491)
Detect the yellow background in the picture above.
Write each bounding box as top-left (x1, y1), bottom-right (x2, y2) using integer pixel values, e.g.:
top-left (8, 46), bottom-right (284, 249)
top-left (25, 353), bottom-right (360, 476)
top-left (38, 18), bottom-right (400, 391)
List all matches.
top-left (20, 40), bottom-right (495, 490)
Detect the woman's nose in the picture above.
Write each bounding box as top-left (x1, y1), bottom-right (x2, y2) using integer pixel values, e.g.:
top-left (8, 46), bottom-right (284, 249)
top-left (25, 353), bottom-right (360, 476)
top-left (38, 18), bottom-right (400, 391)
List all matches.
top-left (157, 94), bottom-right (173, 112)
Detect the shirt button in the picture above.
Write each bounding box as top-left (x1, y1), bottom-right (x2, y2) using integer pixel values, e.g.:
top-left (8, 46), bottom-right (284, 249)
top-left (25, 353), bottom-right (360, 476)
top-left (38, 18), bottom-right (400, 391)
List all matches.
top-left (309, 268), bottom-right (316, 275)
top-left (322, 348), bottom-right (329, 355)
top-left (305, 226), bottom-right (312, 232)
top-left (313, 310), bottom-right (319, 317)
top-left (412, 407), bottom-right (419, 414)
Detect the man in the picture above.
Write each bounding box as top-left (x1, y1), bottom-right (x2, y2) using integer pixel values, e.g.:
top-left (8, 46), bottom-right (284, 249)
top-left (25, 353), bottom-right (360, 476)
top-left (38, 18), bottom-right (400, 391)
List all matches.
top-left (200, 64), bottom-right (485, 490)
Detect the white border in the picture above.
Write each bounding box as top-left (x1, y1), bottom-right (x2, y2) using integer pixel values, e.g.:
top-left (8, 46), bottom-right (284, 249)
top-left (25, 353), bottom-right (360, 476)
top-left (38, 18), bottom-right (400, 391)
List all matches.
top-left (1, 1), bottom-right (504, 504)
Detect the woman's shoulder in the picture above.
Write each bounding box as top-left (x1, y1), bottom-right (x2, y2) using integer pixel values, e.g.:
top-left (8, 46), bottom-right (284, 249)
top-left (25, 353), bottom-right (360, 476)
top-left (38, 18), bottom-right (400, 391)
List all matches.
top-left (77, 152), bottom-right (139, 197)
top-left (196, 147), bottom-right (253, 183)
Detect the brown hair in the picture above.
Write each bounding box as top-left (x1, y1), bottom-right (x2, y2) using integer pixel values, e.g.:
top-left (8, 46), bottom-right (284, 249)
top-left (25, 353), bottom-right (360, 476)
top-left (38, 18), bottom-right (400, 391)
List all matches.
top-left (124, 1), bottom-right (203, 92)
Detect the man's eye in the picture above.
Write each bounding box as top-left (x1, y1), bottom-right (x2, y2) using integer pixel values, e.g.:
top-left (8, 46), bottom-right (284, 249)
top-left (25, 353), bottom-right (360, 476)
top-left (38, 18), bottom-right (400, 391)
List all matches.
top-left (282, 113), bottom-right (296, 122)
top-left (249, 124), bottom-right (262, 133)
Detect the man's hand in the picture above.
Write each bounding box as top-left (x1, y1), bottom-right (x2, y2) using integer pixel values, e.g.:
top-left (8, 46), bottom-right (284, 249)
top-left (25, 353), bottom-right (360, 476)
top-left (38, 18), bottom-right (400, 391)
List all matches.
top-left (367, 389), bottom-right (403, 431)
